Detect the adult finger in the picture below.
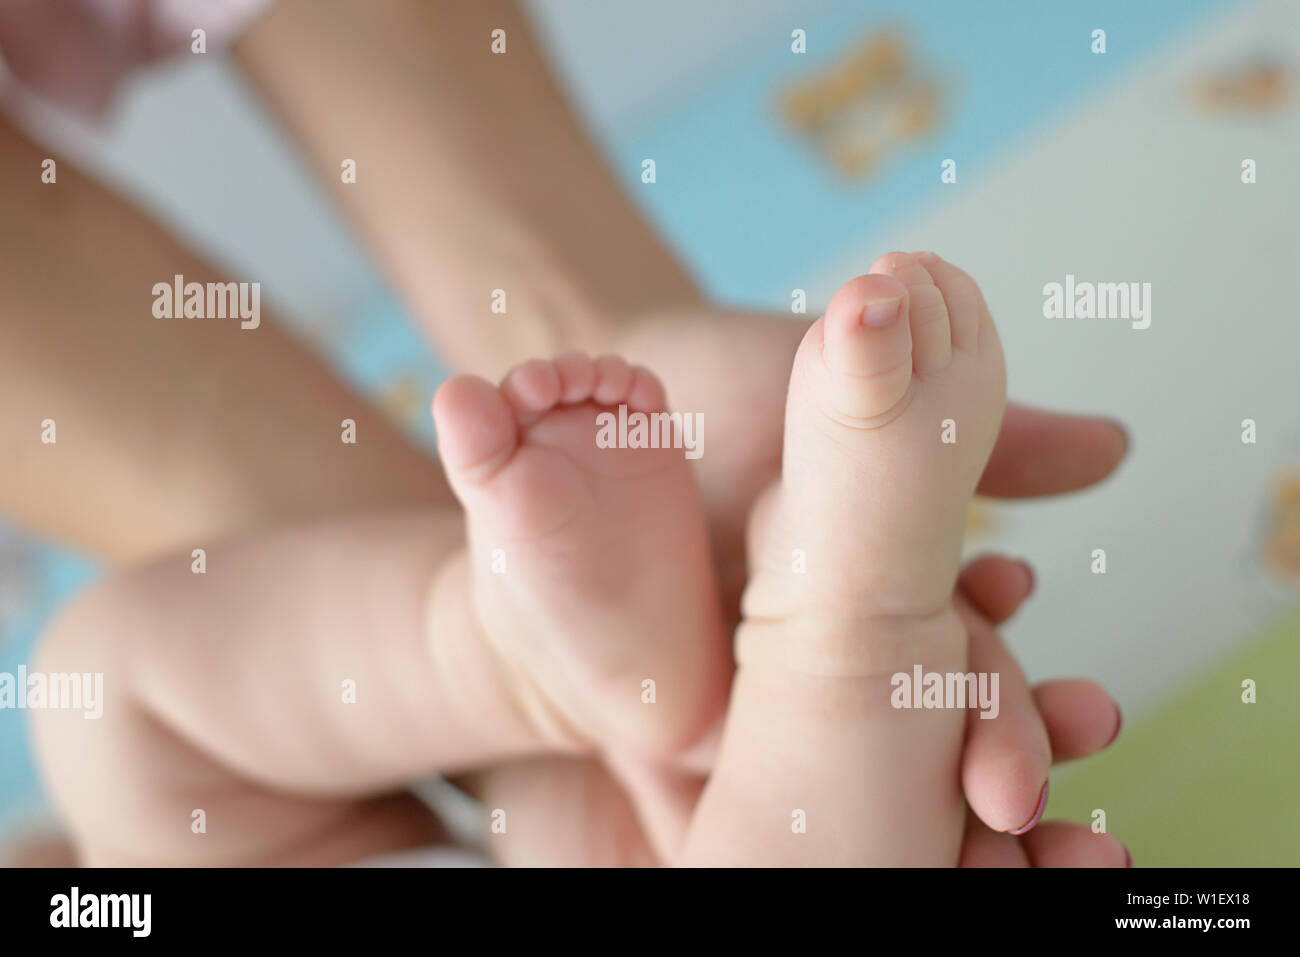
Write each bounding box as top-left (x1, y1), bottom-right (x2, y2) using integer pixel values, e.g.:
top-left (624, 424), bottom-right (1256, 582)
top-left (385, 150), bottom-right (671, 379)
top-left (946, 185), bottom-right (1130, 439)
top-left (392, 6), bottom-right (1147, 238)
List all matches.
top-left (978, 403), bottom-right (1127, 498)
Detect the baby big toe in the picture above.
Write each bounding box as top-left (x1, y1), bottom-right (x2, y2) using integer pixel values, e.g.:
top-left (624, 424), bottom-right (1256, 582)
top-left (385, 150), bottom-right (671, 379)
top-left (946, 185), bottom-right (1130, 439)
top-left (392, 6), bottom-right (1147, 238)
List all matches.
top-left (433, 374), bottom-right (520, 487)
top-left (804, 272), bottom-right (914, 424)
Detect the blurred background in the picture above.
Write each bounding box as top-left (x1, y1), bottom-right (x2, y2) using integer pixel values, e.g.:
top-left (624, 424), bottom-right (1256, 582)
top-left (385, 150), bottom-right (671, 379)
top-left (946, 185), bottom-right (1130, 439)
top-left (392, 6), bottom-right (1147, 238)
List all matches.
top-left (2, 0), bottom-right (1297, 865)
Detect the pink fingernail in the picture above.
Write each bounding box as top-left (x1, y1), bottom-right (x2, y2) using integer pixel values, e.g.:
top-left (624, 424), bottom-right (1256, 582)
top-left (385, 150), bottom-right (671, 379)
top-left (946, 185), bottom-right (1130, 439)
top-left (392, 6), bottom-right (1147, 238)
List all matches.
top-left (860, 296), bottom-right (902, 327)
top-left (1104, 706), bottom-right (1123, 748)
top-left (1010, 780), bottom-right (1049, 835)
top-left (1018, 561), bottom-right (1036, 596)
top-left (1106, 418), bottom-right (1130, 457)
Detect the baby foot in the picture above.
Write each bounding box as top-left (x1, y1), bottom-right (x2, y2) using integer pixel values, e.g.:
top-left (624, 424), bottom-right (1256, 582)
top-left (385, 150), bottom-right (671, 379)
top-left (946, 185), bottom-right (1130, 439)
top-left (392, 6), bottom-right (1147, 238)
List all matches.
top-left (433, 352), bottom-right (728, 760)
top-left (682, 252), bottom-right (1006, 865)
top-left (749, 251), bottom-right (1006, 627)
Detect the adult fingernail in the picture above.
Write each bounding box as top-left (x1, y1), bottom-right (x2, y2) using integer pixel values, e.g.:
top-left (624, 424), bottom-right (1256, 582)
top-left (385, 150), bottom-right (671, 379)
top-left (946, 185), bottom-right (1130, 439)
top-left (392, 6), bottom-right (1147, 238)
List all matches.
top-left (1106, 419), bottom-right (1130, 457)
top-left (1017, 560), bottom-right (1036, 596)
top-left (1104, 706), bottom-right (1123, 748)
top-left (861, 296), bottom-right (903, 327)
top-left (1010, 780), bottom-right (1050, 835)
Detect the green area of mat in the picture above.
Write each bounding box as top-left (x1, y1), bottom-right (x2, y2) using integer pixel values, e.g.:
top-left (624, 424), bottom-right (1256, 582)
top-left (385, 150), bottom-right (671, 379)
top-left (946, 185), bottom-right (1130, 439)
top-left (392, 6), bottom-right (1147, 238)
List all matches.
top-left (1049, 605), bottom-right (1300, 867)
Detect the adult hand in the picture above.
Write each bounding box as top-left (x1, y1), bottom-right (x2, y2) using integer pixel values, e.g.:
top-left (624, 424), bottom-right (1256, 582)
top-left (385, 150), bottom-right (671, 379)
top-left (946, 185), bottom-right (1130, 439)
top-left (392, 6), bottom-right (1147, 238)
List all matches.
top-left (461, 554), bottom-right (1127, 867)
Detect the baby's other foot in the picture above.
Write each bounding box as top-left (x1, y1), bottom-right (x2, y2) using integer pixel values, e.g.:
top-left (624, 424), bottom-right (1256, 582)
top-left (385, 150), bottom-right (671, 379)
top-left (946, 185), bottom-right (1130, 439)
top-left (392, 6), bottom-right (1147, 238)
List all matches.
top-left (433, 352), bottom-right (728, 760)
top-left (749, 251), bottom-right (1006, 634)
top-left (683, 253), bottom-right (1006, 865)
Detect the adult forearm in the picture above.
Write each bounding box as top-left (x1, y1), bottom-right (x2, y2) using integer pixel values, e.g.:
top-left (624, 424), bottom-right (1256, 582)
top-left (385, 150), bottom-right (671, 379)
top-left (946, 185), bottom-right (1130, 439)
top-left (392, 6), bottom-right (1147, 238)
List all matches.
top-left (234, 0), bottom-right (702, 376)
top-left (0, 114), bottom-right (448, 561)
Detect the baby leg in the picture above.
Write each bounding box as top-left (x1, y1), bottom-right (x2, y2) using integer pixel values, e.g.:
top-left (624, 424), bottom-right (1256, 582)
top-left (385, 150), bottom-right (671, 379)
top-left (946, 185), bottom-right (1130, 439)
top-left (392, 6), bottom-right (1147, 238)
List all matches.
top-left (683, 254), bottom-right (1006, 865)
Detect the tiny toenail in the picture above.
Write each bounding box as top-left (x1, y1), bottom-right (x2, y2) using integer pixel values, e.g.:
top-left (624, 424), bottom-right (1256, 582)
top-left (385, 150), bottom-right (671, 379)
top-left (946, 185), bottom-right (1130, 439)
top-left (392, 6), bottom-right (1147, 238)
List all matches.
top-left (860, 296), bottom-right (902, 327)
top-left (916, 250), bottom-right (940, 262)
top-left (1010, 780), bottom-right (1049, 835)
